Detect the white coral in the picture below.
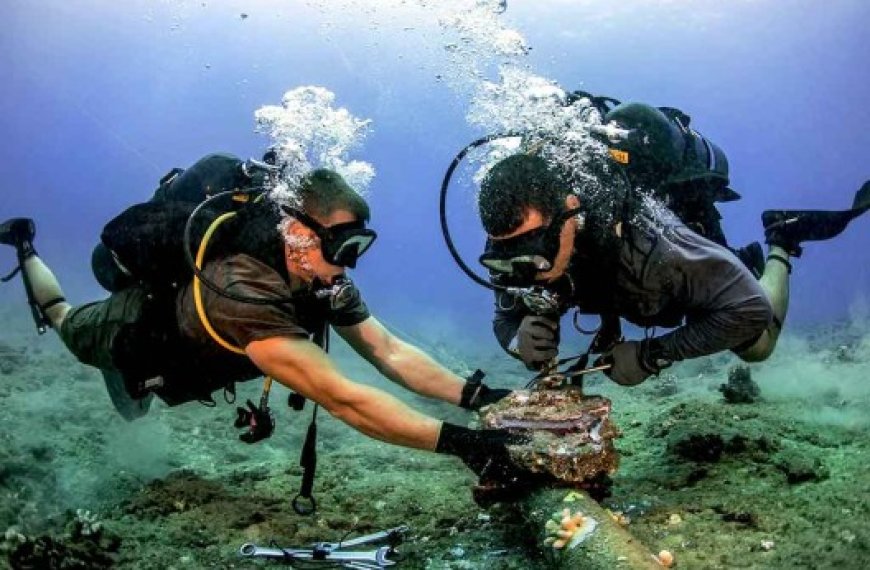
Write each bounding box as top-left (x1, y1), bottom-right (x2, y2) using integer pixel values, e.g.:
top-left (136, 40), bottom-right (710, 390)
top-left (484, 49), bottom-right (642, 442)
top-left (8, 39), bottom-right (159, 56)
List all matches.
top-left (74, 509), bottom-right (102, 537)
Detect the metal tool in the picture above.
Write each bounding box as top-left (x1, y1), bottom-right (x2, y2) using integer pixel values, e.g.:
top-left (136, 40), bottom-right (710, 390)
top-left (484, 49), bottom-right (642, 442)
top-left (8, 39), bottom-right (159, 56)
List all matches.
top-left (239, 525), bottom-right (409, 568)
top-left (534, 363), bottom-right (612, 389)
top-left (526, 350), bottom-right (613, 390)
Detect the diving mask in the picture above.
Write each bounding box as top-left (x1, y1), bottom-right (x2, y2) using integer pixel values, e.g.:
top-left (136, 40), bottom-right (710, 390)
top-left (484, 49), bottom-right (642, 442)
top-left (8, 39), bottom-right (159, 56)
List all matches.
top-left (283, 207), bottom-right (377, 268)
top-left (479, 207), bottom-right (582, 281)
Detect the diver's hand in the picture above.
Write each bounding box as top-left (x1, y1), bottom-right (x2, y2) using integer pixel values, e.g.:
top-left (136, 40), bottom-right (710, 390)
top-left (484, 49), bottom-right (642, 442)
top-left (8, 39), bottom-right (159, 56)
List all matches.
top-left (475, 387), bottom-right (513, 408)
top-left (436, 423), bottom-right (530, 481)
top-left (460, 384), bottom-right (513, 411)
top-left (597, 339), bottom-right (671, 386)
top-left (516, 315), bottom-right (560, 370)
top-left (459, 370), bottom-right (513, 411)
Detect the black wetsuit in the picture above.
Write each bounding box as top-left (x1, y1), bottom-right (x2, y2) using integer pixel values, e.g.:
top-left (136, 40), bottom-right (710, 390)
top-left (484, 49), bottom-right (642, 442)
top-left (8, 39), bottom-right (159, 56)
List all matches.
top-left (492, 208), bottom-right (773, 363)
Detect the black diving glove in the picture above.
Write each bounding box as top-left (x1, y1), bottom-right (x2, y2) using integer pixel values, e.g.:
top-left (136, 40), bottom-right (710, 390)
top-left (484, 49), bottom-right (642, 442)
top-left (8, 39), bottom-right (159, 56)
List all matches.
top-left (436, 422), bottom-right (530, 484)
top-left (459, 370), bottom-right (512, 411)
top-left (597, 339), bottom-right (672, 386)
top-left (515, 315), bottom-right (560, 371)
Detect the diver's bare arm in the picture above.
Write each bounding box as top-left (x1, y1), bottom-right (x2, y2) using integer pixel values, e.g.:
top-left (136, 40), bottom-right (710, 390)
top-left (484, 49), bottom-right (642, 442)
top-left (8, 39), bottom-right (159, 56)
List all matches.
top-left (246, 336), bottom-right (440, 450)
top-left (335, 317), bottom-right (464, 406)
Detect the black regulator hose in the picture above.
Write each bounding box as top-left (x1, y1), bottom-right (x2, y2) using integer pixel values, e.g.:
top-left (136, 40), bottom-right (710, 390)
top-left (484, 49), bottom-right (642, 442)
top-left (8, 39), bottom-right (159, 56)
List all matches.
top-left (439, 133), bottom-right (524, 292)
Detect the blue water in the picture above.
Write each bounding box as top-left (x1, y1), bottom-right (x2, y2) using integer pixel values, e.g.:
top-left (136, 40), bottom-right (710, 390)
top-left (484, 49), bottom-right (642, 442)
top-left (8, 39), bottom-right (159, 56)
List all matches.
top-left (1, 4), bottom-right (869, 568)
top-left (2, 0), bottom-right (868, 347)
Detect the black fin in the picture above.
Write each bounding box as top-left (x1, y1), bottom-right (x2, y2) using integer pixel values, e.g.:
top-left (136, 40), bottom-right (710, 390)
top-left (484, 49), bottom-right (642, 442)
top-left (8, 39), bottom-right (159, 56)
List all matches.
top-left (101, 370), bottom-right (153, 421)
top-left (0, 218), bottom-right (35, 247)
top-left (763, 209), bottom-right (858, 257)
top-left (852, 180), bottom-right (870, 213)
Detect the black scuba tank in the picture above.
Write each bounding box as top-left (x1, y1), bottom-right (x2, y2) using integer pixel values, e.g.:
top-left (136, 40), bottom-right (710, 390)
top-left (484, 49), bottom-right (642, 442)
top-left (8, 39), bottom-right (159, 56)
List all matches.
top-left (151, 153), bottom-right (250, 203)
top-left (93, 153), bottom-right (253, 292)
top-left (603, 102), bottom-right (738, 202)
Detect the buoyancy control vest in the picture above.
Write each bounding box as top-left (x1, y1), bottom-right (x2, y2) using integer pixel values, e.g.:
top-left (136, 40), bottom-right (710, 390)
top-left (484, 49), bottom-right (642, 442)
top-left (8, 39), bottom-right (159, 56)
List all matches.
top-left (565, 91), bottom-right (749, 252)
top-left (93, 153), bottom-right (281, 293)
top-left (91, 152), bottom-right (289, 406)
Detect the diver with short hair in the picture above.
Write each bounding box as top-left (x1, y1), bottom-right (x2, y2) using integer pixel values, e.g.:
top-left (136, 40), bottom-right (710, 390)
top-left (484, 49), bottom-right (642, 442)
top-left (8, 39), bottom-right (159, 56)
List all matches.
top-left (1, 152), bottom-right (522, 489)
top-left (471, 150), bottom-right (868, 385)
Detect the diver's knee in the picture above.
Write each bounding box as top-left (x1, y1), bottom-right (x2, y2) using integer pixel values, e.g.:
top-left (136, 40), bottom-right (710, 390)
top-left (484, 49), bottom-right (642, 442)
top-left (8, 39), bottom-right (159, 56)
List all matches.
top-left (47, 303), bottom-right (72, 331)
top-left (736, 331), bottom-right (776, 363)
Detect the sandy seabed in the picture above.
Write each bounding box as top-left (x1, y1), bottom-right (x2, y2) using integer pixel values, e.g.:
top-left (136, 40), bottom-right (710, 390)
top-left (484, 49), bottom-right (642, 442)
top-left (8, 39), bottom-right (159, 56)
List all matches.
top-left (1, 305), bottom-right (868, 569)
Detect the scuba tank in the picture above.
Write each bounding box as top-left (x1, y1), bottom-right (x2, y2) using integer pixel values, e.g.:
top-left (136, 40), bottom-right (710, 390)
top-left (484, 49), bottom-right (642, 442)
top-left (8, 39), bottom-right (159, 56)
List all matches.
top-left (602, 102), bottom-right (740, 203)
top-left (93, 152), bottom-right (285, 409)
top-left (92, 153), bottom-right (278, 293)
top-left (598, 100), bottom-right (767, 275)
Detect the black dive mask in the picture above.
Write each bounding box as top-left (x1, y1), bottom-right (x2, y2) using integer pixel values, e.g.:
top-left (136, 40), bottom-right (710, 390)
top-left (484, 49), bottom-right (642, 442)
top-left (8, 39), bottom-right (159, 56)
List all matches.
top-left (283, 207), bottom-right (377, 268)
top-left (479, 207), bottom-right (582, 283)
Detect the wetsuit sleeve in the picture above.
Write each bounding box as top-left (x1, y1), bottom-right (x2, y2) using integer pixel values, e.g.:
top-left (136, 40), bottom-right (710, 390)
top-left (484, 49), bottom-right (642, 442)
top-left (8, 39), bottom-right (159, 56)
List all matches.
top-left (654, 226), bottom-right (773, 361)
top-left (492, 289), bottom-right (527, 356)
top-left (327, 286), bottom-right (371, 327)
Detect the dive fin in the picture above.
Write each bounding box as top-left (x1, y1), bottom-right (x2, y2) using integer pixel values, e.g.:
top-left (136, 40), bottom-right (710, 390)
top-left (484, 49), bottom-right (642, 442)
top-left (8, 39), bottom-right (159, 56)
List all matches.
top-left (762, 180), bottom-right (870, 257)
top-left (762, 208), bottom-right (860, 257)
top-left (852, 180), bottom-right (870, 213)
top-left (0, 218), bottom-right (36, 247)
top-left (101, 370), bottom-right (153, 421)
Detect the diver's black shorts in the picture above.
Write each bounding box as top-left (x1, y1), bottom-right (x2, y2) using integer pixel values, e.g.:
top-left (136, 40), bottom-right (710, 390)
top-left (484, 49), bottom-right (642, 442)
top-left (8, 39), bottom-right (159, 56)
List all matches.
top-left (59, 287), bottom-right (149, 371)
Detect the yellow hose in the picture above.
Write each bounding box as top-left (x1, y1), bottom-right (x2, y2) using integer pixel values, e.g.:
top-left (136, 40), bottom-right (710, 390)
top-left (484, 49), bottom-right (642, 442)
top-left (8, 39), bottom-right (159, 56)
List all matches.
top-left (193, 211), bottom-right (246, 355)
top-left (193, 200), bottom-right (273, 398)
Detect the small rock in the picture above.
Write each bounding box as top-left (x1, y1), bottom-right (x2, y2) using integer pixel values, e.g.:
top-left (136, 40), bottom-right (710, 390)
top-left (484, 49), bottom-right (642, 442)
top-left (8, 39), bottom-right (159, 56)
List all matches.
top-left (719, 510), bottom-right (758, 528)
top-left (671, 433), bottom-right (725, 462)
top-left (719, 364), bottom-right (761, 404)
top-left (774, 450), bottom-right (829, 484)
top-left (824, 344), bottom-right (857, 364)
top-left (761, 540), bottom-right (775, 551)
top-left (646, 374), bottom-right (679, 397)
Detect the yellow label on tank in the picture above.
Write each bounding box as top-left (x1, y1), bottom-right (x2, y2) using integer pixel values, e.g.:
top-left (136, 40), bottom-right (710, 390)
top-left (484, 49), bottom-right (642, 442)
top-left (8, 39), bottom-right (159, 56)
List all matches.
top-left (609, 148), bottom-right (630, 164)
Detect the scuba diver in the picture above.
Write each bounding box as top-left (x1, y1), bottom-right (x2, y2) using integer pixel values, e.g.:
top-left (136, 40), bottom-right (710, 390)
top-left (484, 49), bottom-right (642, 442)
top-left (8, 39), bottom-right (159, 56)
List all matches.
top-left (472, 152), bottom-right (868, 383)
top-left (0, 152), bottom-right (524, 496)
top-left (439, 92), bottom-right (869, 384)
